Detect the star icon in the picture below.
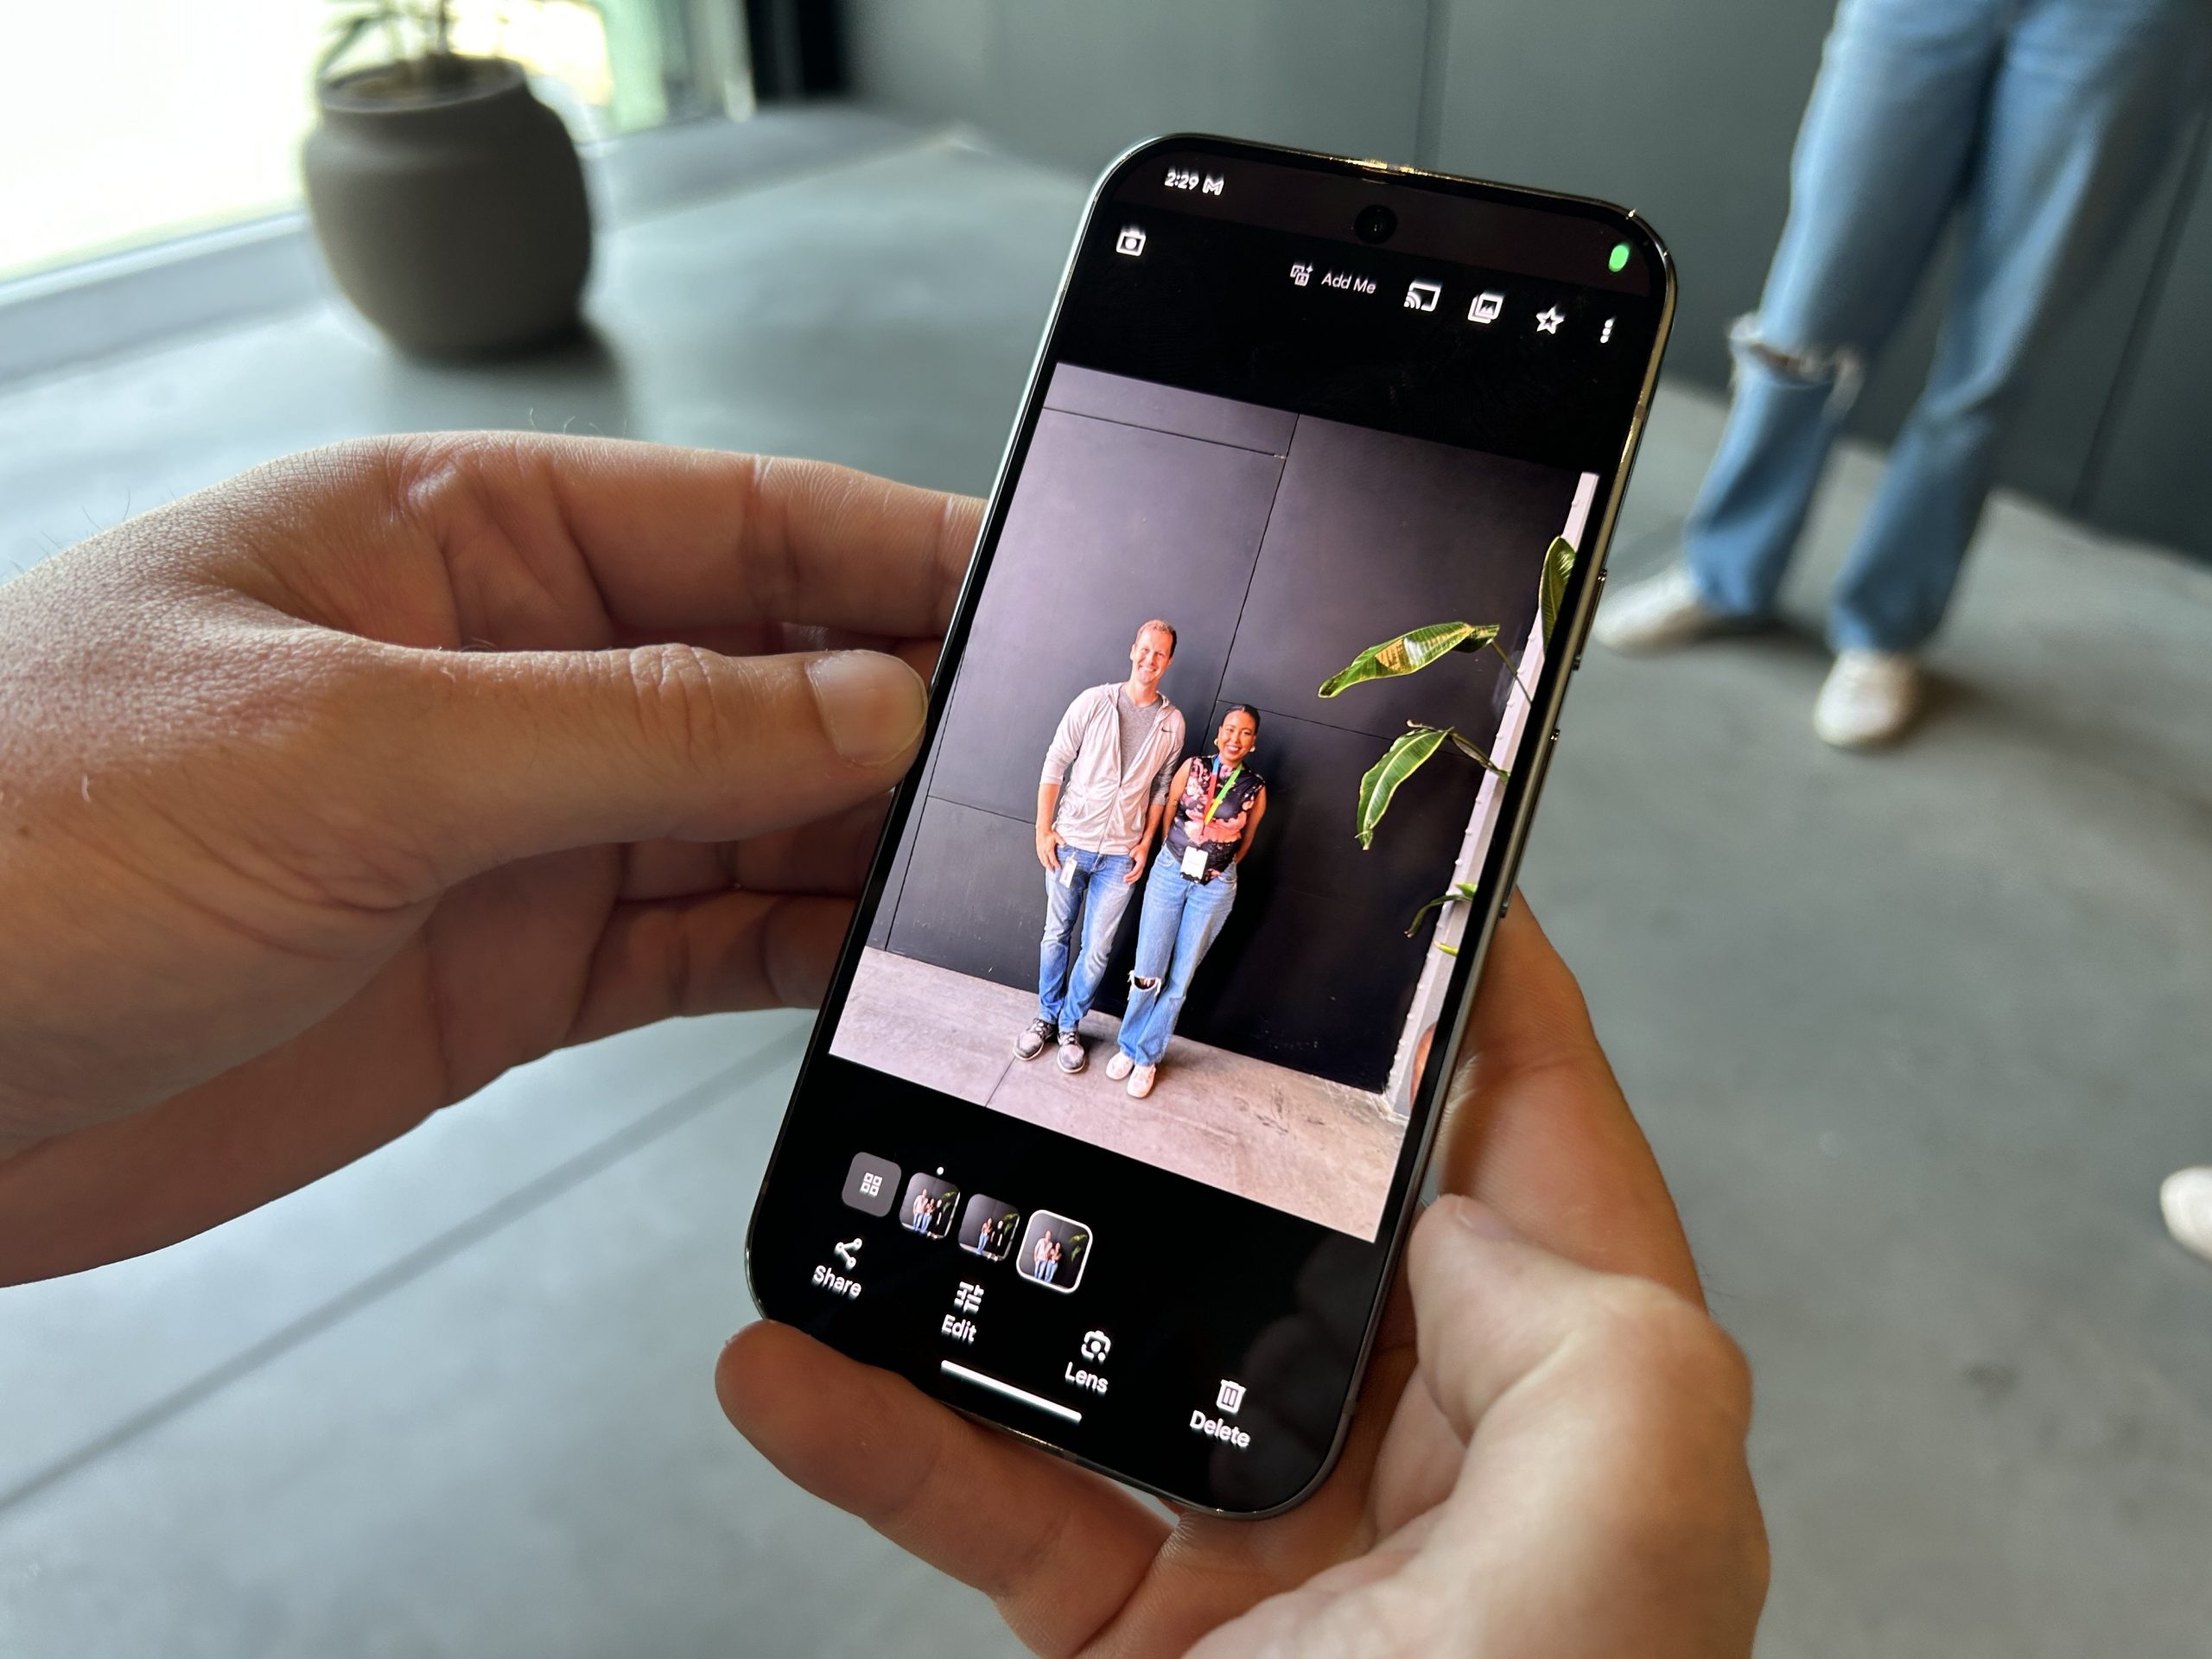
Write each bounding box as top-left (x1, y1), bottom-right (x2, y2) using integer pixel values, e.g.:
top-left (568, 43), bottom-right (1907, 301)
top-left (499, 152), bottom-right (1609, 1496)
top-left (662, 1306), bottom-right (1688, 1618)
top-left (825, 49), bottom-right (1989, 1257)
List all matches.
top-left (1535, 306), bottom-right (1565, 334)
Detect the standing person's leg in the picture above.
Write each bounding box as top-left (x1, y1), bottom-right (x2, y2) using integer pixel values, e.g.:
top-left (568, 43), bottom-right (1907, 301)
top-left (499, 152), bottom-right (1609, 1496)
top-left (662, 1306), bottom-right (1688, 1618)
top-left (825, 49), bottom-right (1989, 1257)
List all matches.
top-left (1116, 861), bottom-right (1189, 1073)
top-left (1057, 852), bottom-right (1138, 1070)
top-left (1827, 0), bottom-right (2212, 654)
top-left (1124, 872), bottom-right (1237, 1083)
top-left (1604, 0), bottom-right (2002, 651)
top-left (1028, 849), bottom-right (1083, 1050)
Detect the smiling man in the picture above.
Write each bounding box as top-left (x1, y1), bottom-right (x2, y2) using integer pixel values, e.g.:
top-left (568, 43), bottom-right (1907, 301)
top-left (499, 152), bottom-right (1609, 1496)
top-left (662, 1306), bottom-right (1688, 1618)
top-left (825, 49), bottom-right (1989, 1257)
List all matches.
top-left (1021, 620), bottom-right (1186, 1074)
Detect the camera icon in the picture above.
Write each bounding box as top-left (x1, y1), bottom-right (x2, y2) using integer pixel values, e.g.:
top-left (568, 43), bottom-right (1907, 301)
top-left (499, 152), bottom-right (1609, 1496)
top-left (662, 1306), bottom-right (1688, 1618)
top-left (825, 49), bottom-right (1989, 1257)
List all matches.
top-left (1116, 226), bottom-right (1147, 257)
top-left (1080, 1330), bottom-right (1111, 1363)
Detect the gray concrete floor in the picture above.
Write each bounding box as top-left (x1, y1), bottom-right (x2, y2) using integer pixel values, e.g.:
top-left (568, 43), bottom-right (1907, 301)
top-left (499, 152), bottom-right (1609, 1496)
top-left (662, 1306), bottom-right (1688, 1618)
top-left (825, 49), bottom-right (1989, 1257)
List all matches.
top-left (2, 113), bottom-right (2209, 1657)
top-left (832, 949), bottom-right (1405, 1238)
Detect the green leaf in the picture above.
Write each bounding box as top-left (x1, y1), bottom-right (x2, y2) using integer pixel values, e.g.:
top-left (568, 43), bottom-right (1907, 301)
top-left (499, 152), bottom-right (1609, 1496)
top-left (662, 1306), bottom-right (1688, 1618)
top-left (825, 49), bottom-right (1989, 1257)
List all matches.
top-left (1355, 726), bottom-right (1449, 849)
top-left (1539, 536), bottom-right (1577, 642)
top-left (1319, 621), bottom-right (1500, 698)
top-left (1404, 881), bottom-right (1481, 938)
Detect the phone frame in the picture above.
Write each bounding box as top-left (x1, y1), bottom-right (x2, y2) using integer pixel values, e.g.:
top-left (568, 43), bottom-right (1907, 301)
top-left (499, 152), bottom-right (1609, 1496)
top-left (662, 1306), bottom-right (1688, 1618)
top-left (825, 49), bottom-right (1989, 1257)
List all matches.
top-left (747, 131), bottom-right (1676, 1517)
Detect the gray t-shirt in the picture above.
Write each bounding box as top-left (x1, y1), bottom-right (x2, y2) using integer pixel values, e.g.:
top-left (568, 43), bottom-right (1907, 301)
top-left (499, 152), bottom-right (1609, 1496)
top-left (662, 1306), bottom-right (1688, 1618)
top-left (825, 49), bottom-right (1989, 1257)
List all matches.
top-left (1115, 687), bottom-right (1176, 806)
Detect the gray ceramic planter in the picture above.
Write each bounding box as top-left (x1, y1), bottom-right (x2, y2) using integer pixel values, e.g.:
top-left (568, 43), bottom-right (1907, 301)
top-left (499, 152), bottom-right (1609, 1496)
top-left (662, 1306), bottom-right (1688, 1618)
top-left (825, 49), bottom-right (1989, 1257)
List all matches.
top-left (302, 58), bottom-right (590, 357)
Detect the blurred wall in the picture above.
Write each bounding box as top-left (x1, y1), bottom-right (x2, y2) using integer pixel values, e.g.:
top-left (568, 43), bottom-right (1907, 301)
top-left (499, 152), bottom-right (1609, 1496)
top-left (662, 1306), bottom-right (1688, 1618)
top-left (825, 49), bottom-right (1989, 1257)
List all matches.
top-left (840, 0), bottom-right (2212, 565)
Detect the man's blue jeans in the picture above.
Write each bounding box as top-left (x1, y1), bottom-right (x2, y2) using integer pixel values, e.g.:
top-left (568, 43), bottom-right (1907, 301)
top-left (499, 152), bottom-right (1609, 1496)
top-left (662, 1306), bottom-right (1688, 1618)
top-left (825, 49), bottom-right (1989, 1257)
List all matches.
top-left (1117, 861), bottom-right (1237, 1068)
top-left (1038, 846), bottom-right (1137, 1035)
top-left (1684, 0), bottom-right (2211, 652)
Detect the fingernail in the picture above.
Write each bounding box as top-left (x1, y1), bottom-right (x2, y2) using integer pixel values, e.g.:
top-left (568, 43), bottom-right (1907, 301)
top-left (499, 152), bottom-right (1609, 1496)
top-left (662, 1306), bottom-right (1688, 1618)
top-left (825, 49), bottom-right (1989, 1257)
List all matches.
top-left (1437, 1195), bottom-right (1526, 1243)
top-left (808, 652), bottom-right (925, 767)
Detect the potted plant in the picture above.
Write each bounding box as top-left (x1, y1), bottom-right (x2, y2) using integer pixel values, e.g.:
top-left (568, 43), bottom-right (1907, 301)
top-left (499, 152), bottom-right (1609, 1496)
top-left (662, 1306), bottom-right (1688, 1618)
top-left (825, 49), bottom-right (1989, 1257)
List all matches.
top-left (302, 2), bottom-right (593, 356)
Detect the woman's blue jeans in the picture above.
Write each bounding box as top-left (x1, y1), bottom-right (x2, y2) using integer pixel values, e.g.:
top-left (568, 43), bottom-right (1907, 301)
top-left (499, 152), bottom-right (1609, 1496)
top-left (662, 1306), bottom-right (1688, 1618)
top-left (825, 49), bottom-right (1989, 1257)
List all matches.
top-left (1683, 0), bottom-right (2211, 652)
top-left (1116, 861), bottom-right (1237, 1069)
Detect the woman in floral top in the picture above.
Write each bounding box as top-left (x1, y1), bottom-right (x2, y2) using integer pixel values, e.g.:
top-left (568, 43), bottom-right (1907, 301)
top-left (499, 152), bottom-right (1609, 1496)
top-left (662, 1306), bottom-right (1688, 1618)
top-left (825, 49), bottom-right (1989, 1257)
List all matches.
top-left (1108, 705), bottom-right (1269, 1099)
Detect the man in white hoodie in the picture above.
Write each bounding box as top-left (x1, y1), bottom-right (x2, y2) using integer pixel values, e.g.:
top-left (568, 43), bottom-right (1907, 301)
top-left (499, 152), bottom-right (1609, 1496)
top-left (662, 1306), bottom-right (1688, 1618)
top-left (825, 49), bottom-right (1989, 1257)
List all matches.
top-left (1018, 620), bottom-right (1186, 1075)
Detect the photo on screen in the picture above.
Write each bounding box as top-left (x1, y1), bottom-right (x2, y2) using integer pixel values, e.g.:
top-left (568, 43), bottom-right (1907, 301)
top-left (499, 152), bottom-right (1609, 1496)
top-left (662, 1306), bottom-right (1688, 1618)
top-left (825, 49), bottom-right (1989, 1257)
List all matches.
top-left (899, 1172), bottom-right (960, 1240)
top-left (958, 1193), bottom-right (1022, 1262)
top-left (1015, 1210), bottom-right (1093, 1293)
top-left (833, 365), bottom-right (1597, 1241)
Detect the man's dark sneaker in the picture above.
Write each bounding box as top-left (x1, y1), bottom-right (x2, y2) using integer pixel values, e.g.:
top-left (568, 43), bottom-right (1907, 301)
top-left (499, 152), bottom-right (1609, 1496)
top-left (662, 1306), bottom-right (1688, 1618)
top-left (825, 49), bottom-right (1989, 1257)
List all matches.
top-left (1014, 1016), bottom-right (1055, 1060)
top-left (1056, 1031), bottom-right (1088, 1074)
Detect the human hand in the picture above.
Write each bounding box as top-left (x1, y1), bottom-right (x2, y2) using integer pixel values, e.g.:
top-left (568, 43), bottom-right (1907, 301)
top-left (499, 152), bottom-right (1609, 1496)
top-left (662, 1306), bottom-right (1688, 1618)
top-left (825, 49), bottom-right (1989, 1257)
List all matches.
top-left (719, 903), bottom-right (1767, 1656)
top-left (1123, 848), bottom-right (1147, 884)
top-left (1036, 828), bottom-right (1065, 874)
top-left (0, 434), bottom-right (976, 1283)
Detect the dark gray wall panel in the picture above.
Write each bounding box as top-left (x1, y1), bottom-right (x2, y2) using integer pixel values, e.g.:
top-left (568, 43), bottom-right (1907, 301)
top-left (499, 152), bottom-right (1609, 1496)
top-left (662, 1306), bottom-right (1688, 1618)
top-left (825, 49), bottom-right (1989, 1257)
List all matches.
top-left (2080, 128), bottom-right (2212, 563)
top-left (842, 0), bottom-right (1431, 175)
top-left (1046, 363), bottom-right (1296, 452)
top-left (842, 0), bottom-right (993, 120)
top-left (886, 798), bottom-right (1046, 987)
top-left (1224, 416), bottom-right (1564, 748)
top-left (925, 409), bottom-right (1284, 822)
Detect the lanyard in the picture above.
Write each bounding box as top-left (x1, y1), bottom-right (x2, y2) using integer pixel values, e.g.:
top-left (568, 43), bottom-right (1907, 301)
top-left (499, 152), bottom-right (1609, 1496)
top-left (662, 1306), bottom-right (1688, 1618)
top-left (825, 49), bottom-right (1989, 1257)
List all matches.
top-left (1201, 758), bottom-right (1243, 825)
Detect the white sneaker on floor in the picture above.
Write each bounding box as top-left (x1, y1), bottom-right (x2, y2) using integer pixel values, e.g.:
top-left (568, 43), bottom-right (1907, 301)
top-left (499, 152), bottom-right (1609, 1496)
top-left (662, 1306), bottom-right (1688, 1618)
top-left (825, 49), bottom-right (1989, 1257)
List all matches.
top-left (2162, 1167), bottom-right (2212, 1264)
top-left (1106, 1052), bottom-right (1135, 1082)
top-left (1590, 565), bottom-right (1728, 652)
top-left (1126, 1065), bottom-right (1157, 1100)
top-left (1814, 650), bottom-right (1922, 749)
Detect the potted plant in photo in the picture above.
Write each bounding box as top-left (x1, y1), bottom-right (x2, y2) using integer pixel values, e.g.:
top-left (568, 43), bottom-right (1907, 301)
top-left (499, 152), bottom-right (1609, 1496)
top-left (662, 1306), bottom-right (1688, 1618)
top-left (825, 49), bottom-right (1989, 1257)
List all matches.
top-left (302, 2), bottom-right (593, 356)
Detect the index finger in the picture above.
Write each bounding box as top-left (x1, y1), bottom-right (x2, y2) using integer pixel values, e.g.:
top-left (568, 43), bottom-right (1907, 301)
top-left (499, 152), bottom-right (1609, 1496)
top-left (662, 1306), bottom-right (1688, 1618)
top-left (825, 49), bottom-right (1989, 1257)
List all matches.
top-left (410, 433), bottom-right (981, 639)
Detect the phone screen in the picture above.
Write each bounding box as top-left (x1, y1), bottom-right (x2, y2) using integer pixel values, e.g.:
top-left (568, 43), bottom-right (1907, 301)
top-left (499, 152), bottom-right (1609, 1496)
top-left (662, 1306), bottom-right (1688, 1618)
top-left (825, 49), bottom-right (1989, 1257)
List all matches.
top-left (749, 136), bottom-right (1673, 1515)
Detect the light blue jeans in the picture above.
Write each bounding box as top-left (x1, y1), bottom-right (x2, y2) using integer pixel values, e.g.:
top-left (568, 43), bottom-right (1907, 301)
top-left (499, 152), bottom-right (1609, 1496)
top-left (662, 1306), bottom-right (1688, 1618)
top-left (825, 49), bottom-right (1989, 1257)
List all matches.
top-left (1038, 846), bottom-right (1136, 1035)
top-left (1684, 0), bottom-right (2212, 652)
top-left (1116, 860), bottom-right (1237, 1068)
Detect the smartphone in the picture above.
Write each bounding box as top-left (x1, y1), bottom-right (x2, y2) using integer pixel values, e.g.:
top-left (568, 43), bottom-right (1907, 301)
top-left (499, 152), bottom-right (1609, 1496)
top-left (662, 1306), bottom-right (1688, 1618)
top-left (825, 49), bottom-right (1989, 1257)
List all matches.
top-left (747, 133), bottom-right (1674, 1516)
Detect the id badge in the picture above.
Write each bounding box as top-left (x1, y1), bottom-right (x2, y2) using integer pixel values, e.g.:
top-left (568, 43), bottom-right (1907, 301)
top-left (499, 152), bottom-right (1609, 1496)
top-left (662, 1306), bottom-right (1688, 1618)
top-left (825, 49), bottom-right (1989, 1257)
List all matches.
top-left (1059, 855), bottom-right (1077, 887)
top-left (1180, 843), bottom-right (1210, 879)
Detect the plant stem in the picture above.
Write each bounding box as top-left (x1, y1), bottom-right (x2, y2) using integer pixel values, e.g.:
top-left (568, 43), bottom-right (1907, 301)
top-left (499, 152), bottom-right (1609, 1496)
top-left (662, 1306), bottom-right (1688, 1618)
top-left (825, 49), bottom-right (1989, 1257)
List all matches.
top-left (1486, 637), bottom-right (1535, 704)
top-left (1446, 728), bottom-right (1510, 779)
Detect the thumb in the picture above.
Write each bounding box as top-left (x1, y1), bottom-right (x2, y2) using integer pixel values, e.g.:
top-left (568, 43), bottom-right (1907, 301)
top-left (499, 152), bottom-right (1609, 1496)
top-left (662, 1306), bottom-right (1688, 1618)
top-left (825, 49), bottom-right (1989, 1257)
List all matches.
top-left (375, 642), bottom-right (927, 880)
top-left (1407, 1194), bottom-right (1750, 1452)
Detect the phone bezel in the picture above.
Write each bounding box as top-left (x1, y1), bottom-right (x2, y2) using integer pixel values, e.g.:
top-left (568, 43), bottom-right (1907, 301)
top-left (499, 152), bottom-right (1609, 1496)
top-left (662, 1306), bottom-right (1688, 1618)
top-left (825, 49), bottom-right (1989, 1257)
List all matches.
top-left (745, 130), bottom-right (1676, 1517)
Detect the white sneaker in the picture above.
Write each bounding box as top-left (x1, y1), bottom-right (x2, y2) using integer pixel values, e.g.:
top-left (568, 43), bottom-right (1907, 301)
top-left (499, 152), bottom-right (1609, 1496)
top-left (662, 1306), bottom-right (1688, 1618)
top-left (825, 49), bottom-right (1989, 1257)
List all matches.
top-left (1106, 1052), bottom-right (1135, 1082)
top-left (1590, 566), bottom-right (1729, 653)
top-left (1127, 1065), bottom-right (1158, 1100)
top-left (2162, 1167), bottom-right (2212, 1264)
top-left (1814, 650), bottom-right (1922, 749)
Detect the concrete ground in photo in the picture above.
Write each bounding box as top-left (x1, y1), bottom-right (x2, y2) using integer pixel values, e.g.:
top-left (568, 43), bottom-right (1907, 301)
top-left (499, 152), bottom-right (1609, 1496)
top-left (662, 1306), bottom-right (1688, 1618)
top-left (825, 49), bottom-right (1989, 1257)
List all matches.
top-left (2, 108), bottom-right (2209, 1659)
top-left (831, 947), bottom-right (1406, 1239)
